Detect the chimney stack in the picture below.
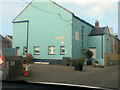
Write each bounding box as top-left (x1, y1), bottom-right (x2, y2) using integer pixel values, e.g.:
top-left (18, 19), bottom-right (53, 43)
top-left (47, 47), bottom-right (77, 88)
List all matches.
top-left (95, 20), bottom-right (99, 28)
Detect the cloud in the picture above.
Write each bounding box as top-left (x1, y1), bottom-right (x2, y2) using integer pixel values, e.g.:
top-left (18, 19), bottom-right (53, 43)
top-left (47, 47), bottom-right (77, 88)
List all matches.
top-left (52, 0), bottom-right (118, 16)
top-left (1, 2), bottom-right (27, 16)
top-left (1, 0), bottom-right (32, 2)
top-left (0, 0), bottom-right (118, 35)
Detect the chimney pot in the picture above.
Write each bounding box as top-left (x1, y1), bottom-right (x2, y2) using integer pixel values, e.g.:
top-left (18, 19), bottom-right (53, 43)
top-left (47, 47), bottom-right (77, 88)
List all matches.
top-left (95, 20), bottom-right (99, 28)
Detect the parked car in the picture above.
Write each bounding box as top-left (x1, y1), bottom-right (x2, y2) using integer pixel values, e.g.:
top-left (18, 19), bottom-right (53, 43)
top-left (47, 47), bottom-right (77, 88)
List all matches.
top-left (0, 50), bottom-right (9, 80)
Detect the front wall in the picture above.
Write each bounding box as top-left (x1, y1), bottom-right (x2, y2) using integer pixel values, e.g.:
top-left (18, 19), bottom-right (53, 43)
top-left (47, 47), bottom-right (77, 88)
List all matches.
top-left (2, 48), bottom-right (17, 56)
top-left (13, 22), bottom-right (27, 56)
top-left (13, 1), bottom-right (72, 59)
top-left (72, 16), bottom-right (93, 59)
top-left (103, 34), bottom-right (111, 54)
top-left (89, 34), bottom-right (111, 66)
top-left (89, 36), bottom-right (104, 66)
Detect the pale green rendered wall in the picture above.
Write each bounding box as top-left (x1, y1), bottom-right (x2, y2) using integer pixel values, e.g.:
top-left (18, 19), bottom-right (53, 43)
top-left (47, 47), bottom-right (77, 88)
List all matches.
top-left (2, 48), bottom-right (17, 56)
top-left (13, 1), bottom-right (72, 59)
top-left (89, 31), bottom-right (111, 66)
top-left (89, 36), bottom-right (104, 65)
top-left (72, 16), bottom-right (93, 59)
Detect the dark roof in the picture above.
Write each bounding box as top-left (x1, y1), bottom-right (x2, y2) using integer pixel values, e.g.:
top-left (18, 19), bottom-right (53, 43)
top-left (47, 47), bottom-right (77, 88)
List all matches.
top-left (0, 34), bottom-right (9, 43)
top-left (7, 35), bottom-right (12, 39)
top-left (89, 27), bottom-right (106, 36)
top-left (73, 15), bottom-right (94, 28)
top-left (50, 0), bottom-right (73, 14)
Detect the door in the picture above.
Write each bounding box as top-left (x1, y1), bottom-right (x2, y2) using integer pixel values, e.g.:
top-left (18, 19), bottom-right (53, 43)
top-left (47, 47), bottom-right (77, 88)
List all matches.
top-left (16, 47), bottom-right (20, 56)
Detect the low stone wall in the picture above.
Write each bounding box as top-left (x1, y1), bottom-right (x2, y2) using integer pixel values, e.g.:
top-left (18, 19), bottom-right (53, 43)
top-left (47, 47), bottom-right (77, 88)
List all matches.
top-left (104, 53), bottom-right (120, 66)
top-left (2, 48), bottom-right (17, 56)
top-left (30, 58), bottom-right (75, 66)
top-left (4, 56), bottom-right (24, 80)
top-left (31, 59), bottom-right (62, 65)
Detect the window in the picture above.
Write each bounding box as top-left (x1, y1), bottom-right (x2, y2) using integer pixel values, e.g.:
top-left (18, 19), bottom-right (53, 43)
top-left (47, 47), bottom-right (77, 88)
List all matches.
top-left (23, 47), bottom-right (27, 55)
top-left (60, 46), bottom-right (65, 55)
top-left (81, 26), bottom-right (84, 48)
top-left (48, 46), bottom-right (55, 55)
top-left (89, 47), bottom-right (96, 59)
top-left (16, 47), bottom-right (20, 56)
top-left (34, 46), bottom-right (40, 55)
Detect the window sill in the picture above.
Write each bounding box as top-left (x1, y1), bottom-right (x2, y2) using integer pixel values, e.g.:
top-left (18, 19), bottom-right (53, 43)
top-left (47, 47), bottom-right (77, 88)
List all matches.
top-left (48, 54), bottom-right (55, 55)
top-left (34, 54), bottom-right (40, 55)
top-left (60, 54), bottom-right (65, 55)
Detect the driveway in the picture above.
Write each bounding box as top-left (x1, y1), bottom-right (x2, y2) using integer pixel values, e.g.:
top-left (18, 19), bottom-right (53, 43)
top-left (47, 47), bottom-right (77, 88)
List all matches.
top-left (14, 64), bottom-right (118, 89)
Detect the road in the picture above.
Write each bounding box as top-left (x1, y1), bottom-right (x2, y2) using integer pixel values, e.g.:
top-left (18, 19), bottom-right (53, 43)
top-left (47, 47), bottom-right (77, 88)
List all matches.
top-left (0, 70), bottom-right (2, 80)
top-left (0, 70), bottom-right (2, 89)
top-left (13, 64), bottom-right (118, 89)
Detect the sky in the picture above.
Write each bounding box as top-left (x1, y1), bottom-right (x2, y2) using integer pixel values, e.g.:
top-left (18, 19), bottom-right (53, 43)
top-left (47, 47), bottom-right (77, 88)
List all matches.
top-left (0, 0), bottom-right (119, 36)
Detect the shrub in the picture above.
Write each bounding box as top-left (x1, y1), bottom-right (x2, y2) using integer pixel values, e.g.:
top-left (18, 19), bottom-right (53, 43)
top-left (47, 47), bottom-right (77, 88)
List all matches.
top-left (73, 57), bottom-right (85, 66)
top-left (94, 60), bottom-right (99, 63)
top-left (86, 50), bottom-right (93, 60)
top-left (26, 54), bottom-right (34, 63)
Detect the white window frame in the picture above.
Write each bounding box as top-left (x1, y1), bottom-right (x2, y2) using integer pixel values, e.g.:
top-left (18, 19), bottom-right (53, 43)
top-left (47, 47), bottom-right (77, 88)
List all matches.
top-left (34, 46), bottom-right (40, 55)
top-left (48, 46), bottom-right (55, 55)
top-left (89, 47), bottom-right (96, 59)
top-left (60, 46), bottom-right (65, 55)
top-left (23, 47), bottom-right (27, 55)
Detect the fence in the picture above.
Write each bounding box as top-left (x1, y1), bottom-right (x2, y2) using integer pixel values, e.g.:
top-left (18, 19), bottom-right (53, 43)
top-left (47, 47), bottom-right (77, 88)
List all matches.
top-left (4, 56), bottom-right (24, 80)
top-left (104, 53), bottom-right (120, 66)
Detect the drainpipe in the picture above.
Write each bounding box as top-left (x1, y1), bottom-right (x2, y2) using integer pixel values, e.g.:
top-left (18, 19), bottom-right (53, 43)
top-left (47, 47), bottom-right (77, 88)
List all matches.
top-left (102, 35), bottom-right (103, 58)
top-left (26, 21), bottom-right (29, 54)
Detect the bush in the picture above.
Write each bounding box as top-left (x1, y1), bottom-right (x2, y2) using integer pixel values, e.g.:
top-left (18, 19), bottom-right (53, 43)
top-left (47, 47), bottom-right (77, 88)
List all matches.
top-left (86, 50), bottom-right (93, 60)
top-left (94, 61), bottom-right (99, 63)
top-left (73, 57), bottom-right (85, 66)
top-left (26, 54), bottom-right (34, 63)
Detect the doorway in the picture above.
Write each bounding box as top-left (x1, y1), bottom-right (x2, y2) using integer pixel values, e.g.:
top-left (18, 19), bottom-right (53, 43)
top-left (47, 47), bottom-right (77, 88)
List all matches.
top-left (16, 47), bottom-right (20, 56)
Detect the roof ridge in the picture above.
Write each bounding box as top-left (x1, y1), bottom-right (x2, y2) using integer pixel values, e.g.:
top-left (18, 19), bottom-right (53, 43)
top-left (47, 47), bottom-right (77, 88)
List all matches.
top-left (49, 0), bottom-right (73, 14)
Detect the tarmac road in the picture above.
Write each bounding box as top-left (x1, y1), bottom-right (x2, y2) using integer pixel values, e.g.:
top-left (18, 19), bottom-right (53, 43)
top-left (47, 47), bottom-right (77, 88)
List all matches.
top-left (0, 70), bottom-right (2, 80)
top-left (13, 64), bottom-right (119, 89)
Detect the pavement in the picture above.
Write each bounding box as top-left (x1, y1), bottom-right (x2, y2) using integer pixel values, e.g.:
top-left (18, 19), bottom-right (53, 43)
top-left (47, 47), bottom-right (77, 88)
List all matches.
top-left (13, 64), bottom-right (119, 89)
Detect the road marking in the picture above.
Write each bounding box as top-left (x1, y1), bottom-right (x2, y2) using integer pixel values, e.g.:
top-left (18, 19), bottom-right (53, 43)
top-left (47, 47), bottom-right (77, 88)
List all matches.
top-left (27, 81), bottom-right (113, 90)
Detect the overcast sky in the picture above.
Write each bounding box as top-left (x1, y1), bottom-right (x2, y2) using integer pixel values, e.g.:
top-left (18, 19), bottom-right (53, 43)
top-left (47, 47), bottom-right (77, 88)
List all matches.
top-left (0, 0), bottom-right (119, 36)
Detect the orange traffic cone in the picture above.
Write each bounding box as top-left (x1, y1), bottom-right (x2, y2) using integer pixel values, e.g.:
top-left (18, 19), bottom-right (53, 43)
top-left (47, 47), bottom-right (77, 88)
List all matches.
top-left (24, 63), bottom-right (29, 76)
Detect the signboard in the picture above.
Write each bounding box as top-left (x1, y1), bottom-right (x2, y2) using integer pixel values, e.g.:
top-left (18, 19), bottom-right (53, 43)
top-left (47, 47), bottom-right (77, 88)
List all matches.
top-left (75, 32), bottom-right (79, 40)
top-left (10, 61), bottom-right (15, 66)
top-left (56, 36), bottom-right (65, 39)
top-left (61, 41), bottom-right (64, 44)
top-left (89, 48), bottom-right (96, 59)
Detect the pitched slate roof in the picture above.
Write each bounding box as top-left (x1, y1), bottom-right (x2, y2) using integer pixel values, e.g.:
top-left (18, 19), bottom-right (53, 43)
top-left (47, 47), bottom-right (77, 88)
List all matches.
top-left (73, 15), bottom-right (94, 28)
top-left (89, 27), bottom-right (106, 36)
top-left (6, 35), bottom-right (12, 39)
top-left (0, 34), bottom-right (9, 43)
top-left (50, 0), bottom-right (73, 14)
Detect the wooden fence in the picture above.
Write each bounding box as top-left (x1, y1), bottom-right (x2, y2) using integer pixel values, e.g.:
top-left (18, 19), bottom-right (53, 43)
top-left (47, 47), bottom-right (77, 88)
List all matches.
top-left (104, 53), bottom-right (120, 66)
